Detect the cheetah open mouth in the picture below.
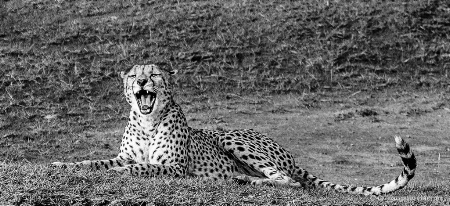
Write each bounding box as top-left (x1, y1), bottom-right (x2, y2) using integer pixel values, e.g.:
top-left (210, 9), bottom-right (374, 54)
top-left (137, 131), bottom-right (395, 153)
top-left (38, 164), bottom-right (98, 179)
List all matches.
top-left (135, 90), bottom-right (156, 114)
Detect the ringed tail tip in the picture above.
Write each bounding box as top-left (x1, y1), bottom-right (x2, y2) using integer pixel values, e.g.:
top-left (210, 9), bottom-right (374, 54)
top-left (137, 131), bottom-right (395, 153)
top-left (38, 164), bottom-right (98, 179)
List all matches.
top-left (394, 136), bottom-right (405, 149)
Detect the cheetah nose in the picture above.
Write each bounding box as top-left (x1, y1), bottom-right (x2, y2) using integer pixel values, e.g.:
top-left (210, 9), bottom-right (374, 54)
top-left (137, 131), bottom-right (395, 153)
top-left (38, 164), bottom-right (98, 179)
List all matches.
top-left (137, 78), bottom-right (147, 86)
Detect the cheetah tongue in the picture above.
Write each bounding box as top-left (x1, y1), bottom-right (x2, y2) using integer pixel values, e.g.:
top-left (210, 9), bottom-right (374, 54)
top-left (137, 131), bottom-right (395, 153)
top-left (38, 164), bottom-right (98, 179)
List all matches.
top-left (141, 94), bottom-right (152, 111)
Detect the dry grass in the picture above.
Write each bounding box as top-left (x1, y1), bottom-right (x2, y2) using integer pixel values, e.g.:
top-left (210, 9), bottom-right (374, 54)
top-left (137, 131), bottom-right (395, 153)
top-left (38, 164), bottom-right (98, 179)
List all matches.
top-left (2, 0), bottom-right (449, 99)
top-left (1, 163), bottom-right (448, 205)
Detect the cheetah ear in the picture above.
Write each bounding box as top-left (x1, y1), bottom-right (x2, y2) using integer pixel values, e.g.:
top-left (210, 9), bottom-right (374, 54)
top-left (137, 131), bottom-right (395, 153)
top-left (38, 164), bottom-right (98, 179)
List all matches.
top-left (120, 71), bottom-right (126, 79)
top-left (168, 69), bottom-right (178, 75)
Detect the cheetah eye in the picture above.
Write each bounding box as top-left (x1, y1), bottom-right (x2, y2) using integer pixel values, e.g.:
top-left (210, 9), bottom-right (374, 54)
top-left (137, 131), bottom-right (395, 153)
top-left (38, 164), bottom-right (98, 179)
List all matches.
top-left (150, 74), bottom-right (162, 78)
top-left (128, 75), bottom-right (136, 78)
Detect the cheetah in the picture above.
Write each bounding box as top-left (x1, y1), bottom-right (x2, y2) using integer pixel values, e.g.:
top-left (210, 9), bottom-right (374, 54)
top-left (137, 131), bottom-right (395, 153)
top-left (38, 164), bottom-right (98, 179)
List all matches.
top-left (52, 64), bottom-right (417, 196)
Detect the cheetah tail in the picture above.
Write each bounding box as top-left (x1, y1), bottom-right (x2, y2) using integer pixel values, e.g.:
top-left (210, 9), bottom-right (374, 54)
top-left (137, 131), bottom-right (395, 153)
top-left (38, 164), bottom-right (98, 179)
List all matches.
top-left (292, 136), bottom-right (417, 196)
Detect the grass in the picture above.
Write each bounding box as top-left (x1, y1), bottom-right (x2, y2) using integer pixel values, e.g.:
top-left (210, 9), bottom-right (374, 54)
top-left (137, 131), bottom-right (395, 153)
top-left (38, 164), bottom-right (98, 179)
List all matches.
top-left (1, 164), bottom-right (448, 205)
top-left (1, 0), bottom-right (450, 205)
top-left (2, 0), bottom-right (450, 98)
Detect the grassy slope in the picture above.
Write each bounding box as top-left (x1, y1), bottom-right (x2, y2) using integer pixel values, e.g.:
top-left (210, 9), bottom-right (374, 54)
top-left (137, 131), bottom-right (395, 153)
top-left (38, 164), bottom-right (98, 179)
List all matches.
top-left (1, 164), bottom-right (448, 205)
top-left (1, 0), bottom-right (450, 205)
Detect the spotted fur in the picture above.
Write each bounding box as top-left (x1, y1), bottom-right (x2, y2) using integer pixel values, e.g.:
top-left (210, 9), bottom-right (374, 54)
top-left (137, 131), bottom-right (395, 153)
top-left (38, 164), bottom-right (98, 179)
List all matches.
top-left (52, 64), bottom-right (417, 195)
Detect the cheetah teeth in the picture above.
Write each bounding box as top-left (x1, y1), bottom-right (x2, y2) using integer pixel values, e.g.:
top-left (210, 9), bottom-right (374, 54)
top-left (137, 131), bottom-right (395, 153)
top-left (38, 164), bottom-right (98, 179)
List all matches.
top-left (135, 90), bottom-right (156, 114)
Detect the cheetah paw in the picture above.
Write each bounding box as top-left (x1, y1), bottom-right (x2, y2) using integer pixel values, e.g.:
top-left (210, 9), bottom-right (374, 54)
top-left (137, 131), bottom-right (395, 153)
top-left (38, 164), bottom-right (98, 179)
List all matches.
top-left (51, 162), bottom-right (73, 168)
top-left (288, 181), bottom-right (303, 187)
top-left (232, 175), bottom-right (252, 185)
top-left (108, 166), bottom-right (130, 174)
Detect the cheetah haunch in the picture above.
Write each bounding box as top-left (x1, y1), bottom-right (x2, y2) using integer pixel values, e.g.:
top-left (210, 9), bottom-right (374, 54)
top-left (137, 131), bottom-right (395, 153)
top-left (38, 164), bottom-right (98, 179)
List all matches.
top-left (52, 64), bottom-right (416, 195)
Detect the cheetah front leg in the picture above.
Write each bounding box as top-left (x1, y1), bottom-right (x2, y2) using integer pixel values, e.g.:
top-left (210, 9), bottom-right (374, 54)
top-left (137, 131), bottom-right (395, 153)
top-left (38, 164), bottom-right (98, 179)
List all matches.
top-left (108, 163), bottom-right (187, 177)
top-left (51, 153), bottom-right (134, 170)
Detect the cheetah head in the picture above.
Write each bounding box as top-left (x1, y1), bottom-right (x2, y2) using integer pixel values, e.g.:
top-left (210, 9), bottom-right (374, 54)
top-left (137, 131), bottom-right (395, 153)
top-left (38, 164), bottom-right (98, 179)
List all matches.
top-left (121, 64), bottom-right (176, 115)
